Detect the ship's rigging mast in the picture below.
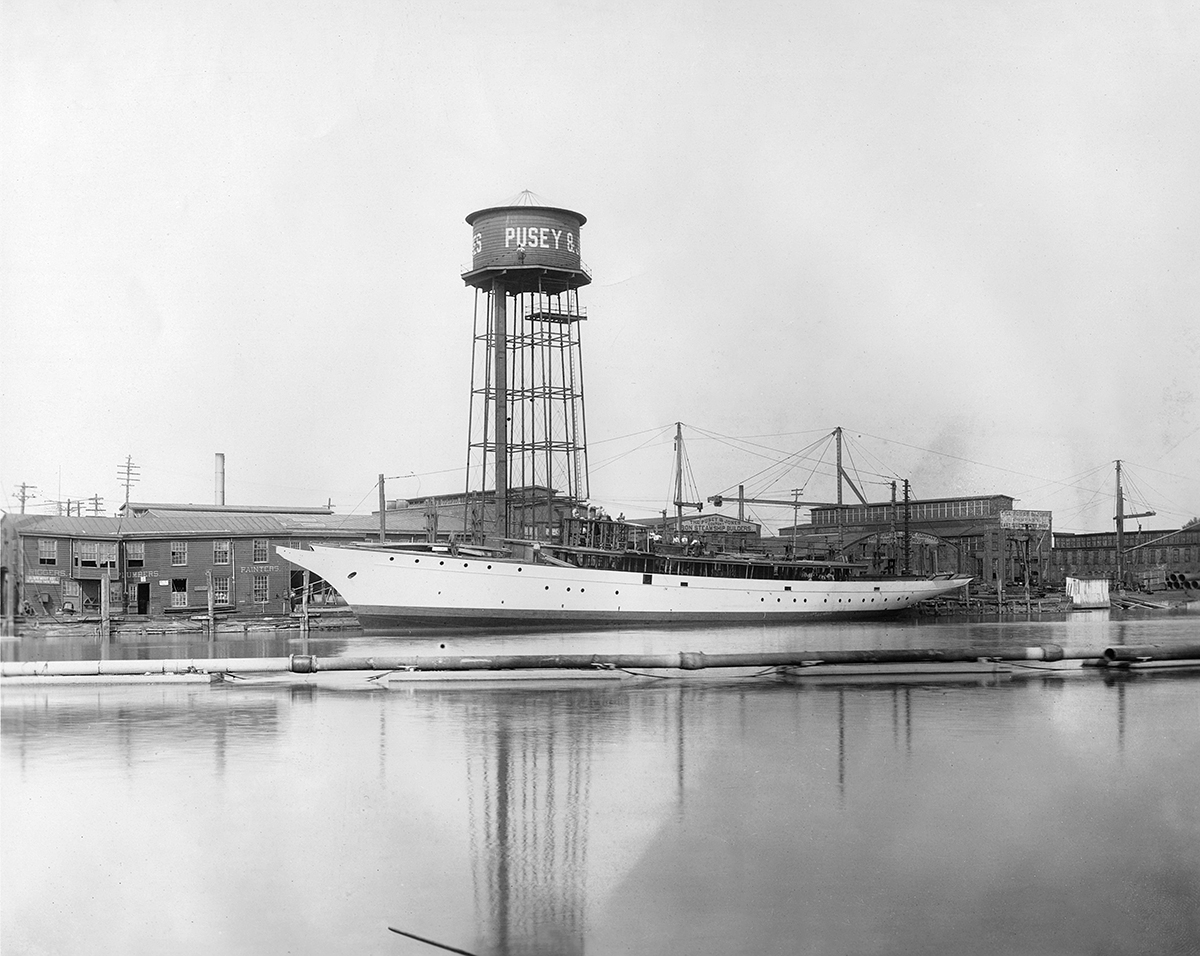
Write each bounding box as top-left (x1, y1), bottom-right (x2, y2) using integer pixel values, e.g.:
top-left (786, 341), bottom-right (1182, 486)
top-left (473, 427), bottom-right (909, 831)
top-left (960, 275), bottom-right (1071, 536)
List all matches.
top-left (1113, 459), bottom-right (1155, 586)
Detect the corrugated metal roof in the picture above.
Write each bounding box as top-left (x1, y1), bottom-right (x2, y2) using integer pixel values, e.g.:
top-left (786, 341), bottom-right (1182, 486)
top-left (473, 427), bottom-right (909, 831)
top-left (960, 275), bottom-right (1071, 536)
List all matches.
top-left (10, 512), bottom-right (355, 538)
top-left (121, 502), bottom-right (333, 515)
top-left (7, 508), bottom-right (467, 538)
top-left (5, 515), bottom-right (128, 538)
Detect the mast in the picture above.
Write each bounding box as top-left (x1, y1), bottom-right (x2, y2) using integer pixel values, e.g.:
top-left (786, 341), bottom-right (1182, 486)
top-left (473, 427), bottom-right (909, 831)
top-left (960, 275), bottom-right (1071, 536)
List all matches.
top-left (1115, 460), bottom-right (1124, 585)
top-left (836, 427), bottom-right (843, 556)
top-left (1112, 459), bottom-right (1154, 589)
top-left (674, 422), bottom-right (684, 536)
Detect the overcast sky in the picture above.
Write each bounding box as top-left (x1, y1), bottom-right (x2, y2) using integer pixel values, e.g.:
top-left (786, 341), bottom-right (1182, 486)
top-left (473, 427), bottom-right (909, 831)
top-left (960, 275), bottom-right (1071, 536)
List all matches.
top-left (3, 0), bottom-right (1197, 534)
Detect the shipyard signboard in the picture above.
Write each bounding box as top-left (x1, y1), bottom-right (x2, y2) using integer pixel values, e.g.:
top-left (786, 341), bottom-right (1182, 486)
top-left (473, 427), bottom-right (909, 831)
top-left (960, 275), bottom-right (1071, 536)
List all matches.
top-left (680, 515), bottom-right (759, 534)
top-left (1000, 510), bottom-right (1052, 530)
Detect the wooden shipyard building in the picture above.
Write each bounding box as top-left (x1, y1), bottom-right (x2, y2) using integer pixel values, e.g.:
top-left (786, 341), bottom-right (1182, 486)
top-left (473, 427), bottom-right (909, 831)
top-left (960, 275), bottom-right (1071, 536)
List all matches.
top-left (0, 502), bottom-right (464, 627)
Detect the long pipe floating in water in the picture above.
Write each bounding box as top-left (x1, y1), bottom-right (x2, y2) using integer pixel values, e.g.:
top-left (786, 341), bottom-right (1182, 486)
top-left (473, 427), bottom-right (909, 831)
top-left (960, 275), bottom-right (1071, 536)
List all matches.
top-left (6, 643), bottom-right (1198, 678)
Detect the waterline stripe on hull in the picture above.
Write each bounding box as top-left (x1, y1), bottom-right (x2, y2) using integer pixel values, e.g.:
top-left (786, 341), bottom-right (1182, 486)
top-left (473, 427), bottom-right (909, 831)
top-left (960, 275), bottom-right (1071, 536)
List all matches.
top-left (354, 604), bottom-right (914, 629)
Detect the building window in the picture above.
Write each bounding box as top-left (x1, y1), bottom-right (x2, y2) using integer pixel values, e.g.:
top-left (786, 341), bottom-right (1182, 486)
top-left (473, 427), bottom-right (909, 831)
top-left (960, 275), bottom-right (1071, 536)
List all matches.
top-left (78, 541), bottom-right (98, 567)
top-left (126, 542), bottom-right (145, 568)
top-left (99, 542), bottom-right (117, 567)
top-left (252, 574), bottom-right (269, 603)
top-left (38, 539), bottom-right (58, 565)
top-left (212, 575), bottom-right (231, 606)
top-left (125, 583), bottom-right (138, 607)
top-left (171, 542), bottom-right (188, 566)
top-left (214, 540), bottom-right (231, 565)
top-left (253, 539), bottom-right (269, 563)
top-left (171, 579), bottom-right (188, 608)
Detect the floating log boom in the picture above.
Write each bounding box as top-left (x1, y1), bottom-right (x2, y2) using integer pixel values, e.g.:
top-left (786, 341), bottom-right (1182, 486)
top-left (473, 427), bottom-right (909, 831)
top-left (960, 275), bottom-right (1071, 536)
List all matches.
top-left (8, 643), bottom-right (1195, 679)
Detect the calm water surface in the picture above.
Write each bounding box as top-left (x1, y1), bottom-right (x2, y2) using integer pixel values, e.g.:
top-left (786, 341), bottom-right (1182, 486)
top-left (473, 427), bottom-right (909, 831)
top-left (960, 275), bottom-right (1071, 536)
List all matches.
top-left (3, 614), bottom-right (1199, 955)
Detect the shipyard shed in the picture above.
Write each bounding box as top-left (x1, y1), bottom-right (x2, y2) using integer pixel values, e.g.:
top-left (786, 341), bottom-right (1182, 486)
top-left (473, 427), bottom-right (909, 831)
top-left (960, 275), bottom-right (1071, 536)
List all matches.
top-left (0, 502), bottom-right (465, 628)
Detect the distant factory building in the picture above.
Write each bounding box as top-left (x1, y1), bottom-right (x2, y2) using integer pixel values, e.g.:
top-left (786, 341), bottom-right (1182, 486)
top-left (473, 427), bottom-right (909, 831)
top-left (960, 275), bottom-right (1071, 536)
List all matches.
top-left (1050, 525), bottom-right (1200, 589)
top-left (780, 494), bottom-right (1053, 585)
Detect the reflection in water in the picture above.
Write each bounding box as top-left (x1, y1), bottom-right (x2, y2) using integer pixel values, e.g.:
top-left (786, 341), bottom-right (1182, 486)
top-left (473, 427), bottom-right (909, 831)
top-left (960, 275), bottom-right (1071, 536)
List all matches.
top-left (392, 667), bottom-right (1196, 955)
top-left (469, 699), bottom-right (593, 956)
top-left (3, 616), bottom-right (1200, 956)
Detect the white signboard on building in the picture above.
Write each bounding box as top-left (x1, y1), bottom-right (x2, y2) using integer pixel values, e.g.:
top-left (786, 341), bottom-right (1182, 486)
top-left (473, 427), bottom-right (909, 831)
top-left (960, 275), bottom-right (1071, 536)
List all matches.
top-left (999, 509), bottom-right (1052, 530)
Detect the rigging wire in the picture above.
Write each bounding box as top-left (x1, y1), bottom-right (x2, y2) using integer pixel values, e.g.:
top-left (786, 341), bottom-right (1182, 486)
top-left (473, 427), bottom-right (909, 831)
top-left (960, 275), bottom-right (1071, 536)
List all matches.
top-left (590, 424), bottom-right (675, 474)
top-left (720, 431), bottom-right (834, 498)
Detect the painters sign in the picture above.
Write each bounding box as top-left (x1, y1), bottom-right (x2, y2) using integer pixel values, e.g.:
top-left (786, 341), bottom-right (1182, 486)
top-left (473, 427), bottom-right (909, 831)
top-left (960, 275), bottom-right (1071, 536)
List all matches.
top-left (1000, 510), bottom-right (1052, 530)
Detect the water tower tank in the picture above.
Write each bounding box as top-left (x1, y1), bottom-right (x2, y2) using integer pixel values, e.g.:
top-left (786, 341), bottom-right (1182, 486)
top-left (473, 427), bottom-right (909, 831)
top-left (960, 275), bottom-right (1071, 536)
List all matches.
top-left (462, 191), bottom-right (590, 295)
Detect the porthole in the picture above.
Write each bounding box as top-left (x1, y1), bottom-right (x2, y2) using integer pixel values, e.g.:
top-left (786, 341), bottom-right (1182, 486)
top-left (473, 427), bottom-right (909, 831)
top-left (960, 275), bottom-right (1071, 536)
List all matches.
top-left (389, 556), bottom-right (394, 562)
top-left (347, 571), bottom-right (357, 579)
top-left (439, 560), bottom-right (444, 566)
top-left (567, 587), bottom-right (571, 592)
top-left (517, 567), bottom-right (523, 572)
top-left (487, 564), bottom-right (492, 569)
top-left (545, 586), bottom-right (550, 591)
top-left (414, 559), bottom-right (420, 564)
top-left (463, 563), bottom-right (468, 568)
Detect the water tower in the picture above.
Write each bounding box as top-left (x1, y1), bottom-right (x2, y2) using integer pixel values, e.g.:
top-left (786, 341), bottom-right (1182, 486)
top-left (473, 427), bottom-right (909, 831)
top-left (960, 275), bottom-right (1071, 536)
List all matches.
top-left (461, 191), bottom-right (591, 544)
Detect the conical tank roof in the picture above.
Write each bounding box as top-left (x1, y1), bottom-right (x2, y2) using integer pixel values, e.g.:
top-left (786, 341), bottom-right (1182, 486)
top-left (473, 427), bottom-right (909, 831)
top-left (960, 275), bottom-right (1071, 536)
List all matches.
top-left (466, 190), bottom-right (586, 225)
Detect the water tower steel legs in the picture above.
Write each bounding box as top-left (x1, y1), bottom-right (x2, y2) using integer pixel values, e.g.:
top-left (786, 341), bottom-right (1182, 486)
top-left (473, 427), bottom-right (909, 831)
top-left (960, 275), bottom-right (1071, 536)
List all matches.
top-left (493, 281), bottom-right (508, 541)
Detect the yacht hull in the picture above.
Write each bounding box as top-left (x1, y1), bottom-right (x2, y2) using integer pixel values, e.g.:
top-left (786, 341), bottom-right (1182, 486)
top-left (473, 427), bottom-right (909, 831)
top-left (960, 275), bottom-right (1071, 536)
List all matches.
top-left (279, 545), bottom-right (971, 631)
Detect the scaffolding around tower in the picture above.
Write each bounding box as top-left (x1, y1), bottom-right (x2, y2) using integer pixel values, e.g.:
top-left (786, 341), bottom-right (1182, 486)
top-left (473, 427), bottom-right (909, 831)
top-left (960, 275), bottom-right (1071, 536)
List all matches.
top-left (461, 194), bottom-right (592, 546)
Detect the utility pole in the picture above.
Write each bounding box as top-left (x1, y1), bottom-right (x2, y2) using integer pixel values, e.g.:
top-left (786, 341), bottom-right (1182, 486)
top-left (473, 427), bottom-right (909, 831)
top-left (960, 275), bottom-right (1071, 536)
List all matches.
top-left (902, 479), bottom-right (912, 576)
top-left (378, 474), bottom-right (386, 544)
top-left (88, 495), bottom-right (104, 516)
top-left (890, 481), bottom-right (897, 575)
top-left (791, 489), bottom-right (800, 557)
top-left (14, 483), bottom-right (36, 514)
top-left (118, 456), bottom-right (140, 510)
